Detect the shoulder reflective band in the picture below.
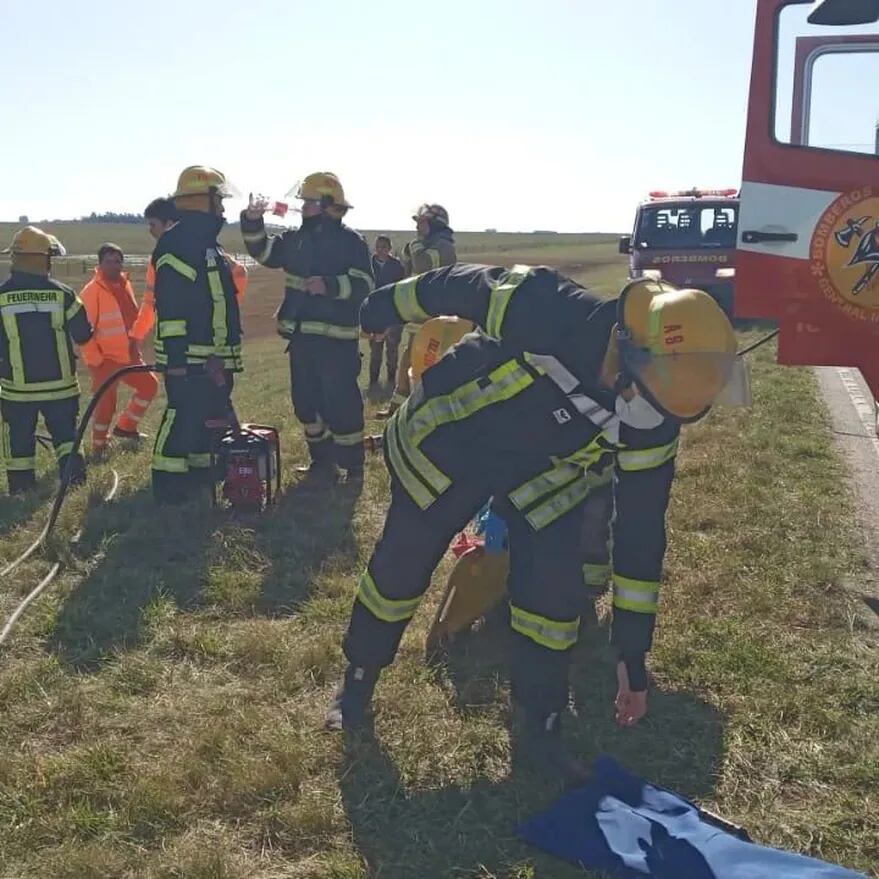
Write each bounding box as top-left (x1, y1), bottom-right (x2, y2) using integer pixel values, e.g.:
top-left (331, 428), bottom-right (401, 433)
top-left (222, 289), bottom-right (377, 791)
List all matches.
top-left (485, 265), bottom-right (533, 338)
top-left (206, 252), bottom-right (229, 348)
top-left (159, 320), bottom-right (187, 338)
top-left (523, 352), bottom-right (619, 431)
top-left (612, 573), bottom-right (659, 614)
top-left (393, 276), bottom-right (430, 323)
top-left (510, 604), bottom-right (579, 651)
top-left (617, 438), bottom-right (678, 472)
top-left (426, 248), bottom-right (441, 269)
top-left (349, 267), bottom-right (375, 292)
top-left (297, 321), bottom-right (359, 340)
top-left (336, 274), bottom-right (353, 300)
top-left (356, 569), bottom-right (422, 623)
top-left (65, 299), bottom-right (85, 321)
top-left (155, 254), bottom-right (197, 281)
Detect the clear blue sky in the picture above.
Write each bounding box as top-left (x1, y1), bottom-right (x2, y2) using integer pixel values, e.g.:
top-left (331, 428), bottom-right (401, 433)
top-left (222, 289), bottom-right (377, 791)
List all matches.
top-left (2, 0), bottom-right (763, 232)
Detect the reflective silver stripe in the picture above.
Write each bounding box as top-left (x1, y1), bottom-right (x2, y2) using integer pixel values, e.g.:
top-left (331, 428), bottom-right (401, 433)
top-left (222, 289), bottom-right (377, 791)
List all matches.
top-left (385, 411), bottom-right (436, 510)
top-left (349, 268), bottom-right (375, 291)
top-left (523, 351), bottom-right (619, 430)
top-left (485, 265), bottom-right (532, 337)
top-left (525, 474), bottom-right (592, 531)
top-left (336, 275), bottom-right (353, 300)
top-left (510, 603), bottom-right (579, 651)
top-left (257, 237), bottom-right (274, 262)
top-left (298, 321), bottom-right (359, 340)
top-left (1, 302), bottom-right (63, 315)
top-left (617, 439), bottom-right (679, 472)
top-left (334, 430), bottom-right (364, 446)
top-left (508, 462), bottom-right (582, 511)
top-left (355, 570), bottom-right (422, 623)
top-left (96, 326), bottom-right (127, 337)
top-left (612, 574), bottom-right (659, 613)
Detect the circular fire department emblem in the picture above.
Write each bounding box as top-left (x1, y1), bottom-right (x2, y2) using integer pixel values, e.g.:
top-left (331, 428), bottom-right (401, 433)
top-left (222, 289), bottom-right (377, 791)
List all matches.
top-left (810, 188), bottom-right (879, 314)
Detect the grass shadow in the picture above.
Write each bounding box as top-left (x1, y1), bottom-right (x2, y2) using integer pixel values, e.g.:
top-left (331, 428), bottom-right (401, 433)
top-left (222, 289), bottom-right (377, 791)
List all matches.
top-left (339, 609), bottom-right (726, 878)
top-left (253, 475), bottom-right (361, 616)
top-left (0, 477), bottom-right (59, 541)
top-left (47, 486), bottom-right (218, 670)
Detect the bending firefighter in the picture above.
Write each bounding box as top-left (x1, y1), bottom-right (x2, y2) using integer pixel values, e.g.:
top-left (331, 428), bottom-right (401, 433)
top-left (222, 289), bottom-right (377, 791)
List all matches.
top-left (151, 166), bottom-right (243, 504)
top-left (0, 227), bottom-right (93, 494)
top-left (79, 243), bottom-right (159, 454)
top-left (241, 172), bottom-right (373, 481)
top-left (327, 265), bottom-right (737, 781)
top-left (378, 203), bottom-right (456, 418)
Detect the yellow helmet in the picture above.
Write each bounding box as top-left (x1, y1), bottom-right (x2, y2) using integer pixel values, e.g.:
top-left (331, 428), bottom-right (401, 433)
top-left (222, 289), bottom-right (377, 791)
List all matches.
top-left (413, 203), bottom-right (450, 227)
top-left (616, 278), bottom-right (737, 422)
top-left (289, 172), bottom-right (352, 209)
top-left (2, 226), bottom-right (66, 256)
top-left (409, 316), bottom-right (474, 384)
top-left (172, 165), bottom-right (237, 198)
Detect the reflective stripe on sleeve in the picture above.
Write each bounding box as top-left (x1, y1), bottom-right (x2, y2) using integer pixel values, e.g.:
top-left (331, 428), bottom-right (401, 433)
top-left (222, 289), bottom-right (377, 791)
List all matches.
top-left (393, 277), bottom-right (429, 323)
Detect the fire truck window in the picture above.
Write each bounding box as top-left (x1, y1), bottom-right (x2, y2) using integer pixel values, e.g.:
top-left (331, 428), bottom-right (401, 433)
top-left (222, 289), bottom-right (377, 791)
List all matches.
top-left (776, 4), bottom-right (879, 155)
top-left (636, 205), bottom-right (738, 250)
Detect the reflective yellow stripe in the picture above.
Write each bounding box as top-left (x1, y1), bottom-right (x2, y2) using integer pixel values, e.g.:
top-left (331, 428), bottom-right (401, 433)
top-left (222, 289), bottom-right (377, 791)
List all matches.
top-left (206, 254), bottom-right (228, 350)
top-left (525, 473), bottom-right (592, 531)
top-left (349, 268), bottom-right (375, 291)
top-left (583, 563), bottom-right (611, 587)
top-left (407, 359), bottom-right (537, 444)
top-left (485, 265), bottom-right (532, 338)
top-left (298, 321), bottom-right (359, 340)
top-left (159, 320), bottom-right (187, 338)
top-left (152, 409), bottom-right (188, 472)
top-left (334, 430), bottom-right (363, 447)
top-left (509, 462), bottom-right (582, 511)
top-left (356, 570), bottom-right (421, 623)
top-left (5, 456), bottom-right (36, 470)
top-left (1, 308), bottom-right (26, 387)
top-left (426, 248), bottom-right (441, 269)
top-left (285, 273), bottom-right (307, 290)
top-left (0, 381), bottom-right (79, 402)
top-left (187, 452), bottom-right (212, 469)
top-left (336, 274), bottom-right (353, 300)
top-left (155, 253), bottom-right (197, 281)
top-left (54, 441), bottom-right (74, 460)
top-left (612, 573), bottom-right (659, 613)
top-left (393, 277), bottom-right (429, 323)
top-left (560, 434), bottom-right (617, 470)
top-left (617, 439), bottom-right (679, 472)
top-left (385, 413), bottom-right (435, 510)
top-left (66, 298), bottom-right (85, 321)
top-left (510, 604), bottom-right (579, 651)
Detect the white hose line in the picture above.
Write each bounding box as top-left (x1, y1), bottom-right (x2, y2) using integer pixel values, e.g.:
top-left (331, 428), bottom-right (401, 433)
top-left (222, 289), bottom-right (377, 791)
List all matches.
top-left (0, 470), bottom-right (120, 648)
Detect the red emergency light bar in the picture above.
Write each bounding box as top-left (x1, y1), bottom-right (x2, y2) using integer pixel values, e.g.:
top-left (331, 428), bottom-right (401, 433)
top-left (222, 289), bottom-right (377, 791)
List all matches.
top-left (648, 188), bottom-right (739, 199)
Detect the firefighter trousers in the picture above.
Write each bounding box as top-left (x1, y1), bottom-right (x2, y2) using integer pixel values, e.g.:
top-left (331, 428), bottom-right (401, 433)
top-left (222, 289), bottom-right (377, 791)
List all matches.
top-left (1, 396), bottom-right (85, 494)
top-left (368, 325), bottom-right (402, 384)
top-left (151, 372), bottom-right (228, 503)
top-left (342, 457), bottom-right (588, 718)
top-left (288, 334), bottom-right (364, 471)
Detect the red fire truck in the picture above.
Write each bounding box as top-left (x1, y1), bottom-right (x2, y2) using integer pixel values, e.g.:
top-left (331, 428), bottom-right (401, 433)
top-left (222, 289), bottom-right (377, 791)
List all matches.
top-left (619, 189), bottom-right (739, 316)
top-left (737, 0), bottom-right (879, 431)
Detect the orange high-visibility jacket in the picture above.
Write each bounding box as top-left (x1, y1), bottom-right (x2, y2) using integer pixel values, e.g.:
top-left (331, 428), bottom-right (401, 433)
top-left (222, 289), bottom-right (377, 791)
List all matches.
top-left (79, 269), bottom-right (140, 368)
top-left (130, 254), bottom-right (248, 342)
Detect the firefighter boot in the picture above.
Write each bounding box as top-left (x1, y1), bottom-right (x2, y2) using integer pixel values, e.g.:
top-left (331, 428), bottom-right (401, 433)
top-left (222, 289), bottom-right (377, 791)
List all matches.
top-left (516, 709), bottom-right (590, 787)
top-left (7, 469), bottom-right (37, 495)
top-left (325, 664), bottom-right (380, 731)
top-left (296, 435), bottom-right (336, 482)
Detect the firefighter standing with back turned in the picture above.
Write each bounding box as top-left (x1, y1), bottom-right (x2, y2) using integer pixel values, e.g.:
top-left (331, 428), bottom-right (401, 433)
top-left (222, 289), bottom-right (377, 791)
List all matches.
top-left (379, 204), bottom-right (457, 418)
top-left (0, 227), bottom-right (93, 494)
top-left (240, 173), bottom-right (373, 483)
top-left (150, 166), bottom-right (243, 504)
top-left (326, 264), bottom-right (737, 783)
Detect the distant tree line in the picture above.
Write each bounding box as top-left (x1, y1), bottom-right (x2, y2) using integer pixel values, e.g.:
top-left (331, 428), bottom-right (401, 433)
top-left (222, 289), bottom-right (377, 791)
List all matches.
top-left (79, 212), bottom-right (144, 224)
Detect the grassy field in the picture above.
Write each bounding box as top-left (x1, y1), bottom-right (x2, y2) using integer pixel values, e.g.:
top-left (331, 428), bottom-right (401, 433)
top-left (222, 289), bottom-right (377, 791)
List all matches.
top-left (0, 247), bottom-right (876, 877)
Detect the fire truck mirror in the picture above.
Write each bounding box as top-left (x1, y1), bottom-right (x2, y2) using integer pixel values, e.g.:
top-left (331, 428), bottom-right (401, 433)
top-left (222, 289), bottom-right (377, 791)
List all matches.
top-left (618, 235), bottom-right (632, 255)
top-left (776, 4), bottom-right (879, 156)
